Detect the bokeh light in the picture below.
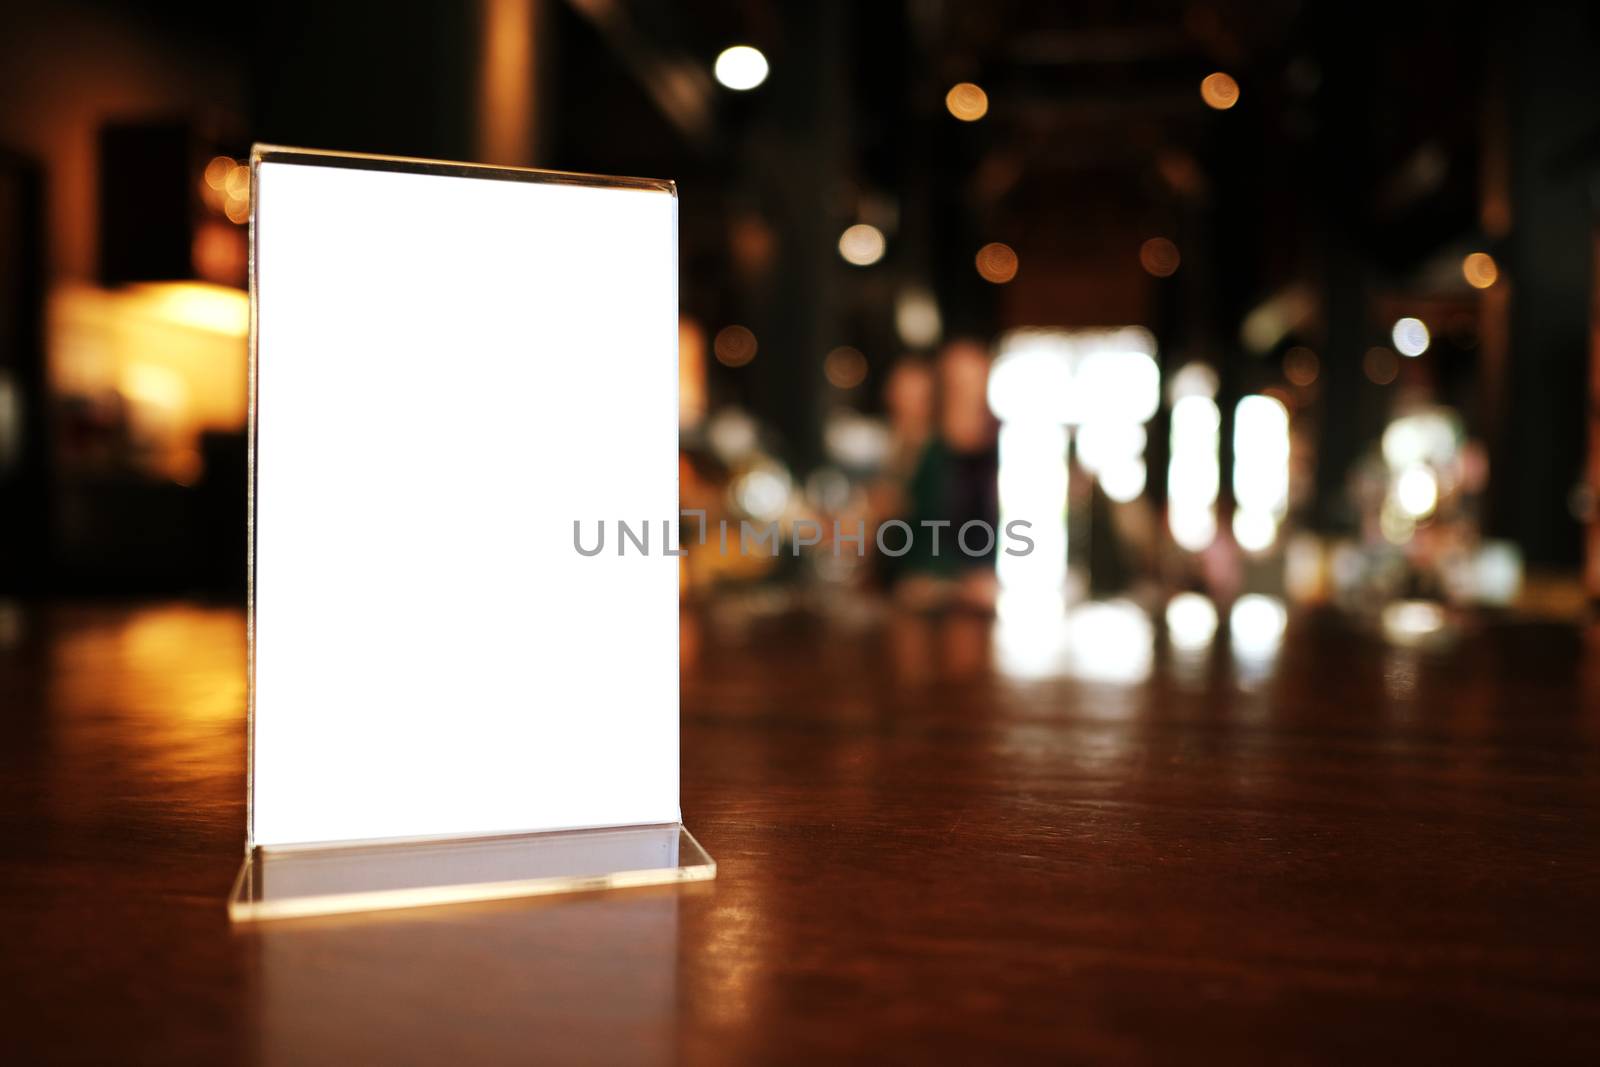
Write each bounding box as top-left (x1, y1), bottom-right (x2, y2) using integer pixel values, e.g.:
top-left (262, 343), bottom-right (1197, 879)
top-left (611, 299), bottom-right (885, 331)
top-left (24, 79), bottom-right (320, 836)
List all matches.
top-left (713, 324), bottom-right (758, 367)
top-left (823, 346), bottom-right (868, 389)
top-left (838, 223), bottom-right (886, 266)
top-left (975, 242), bottom-right (1018, 283)
top-left (1392, 317), bottom-right (1430, 357)
top-left (1139, 237), bottom-right (1180, 277)
top-left (1200, 72), bottom-right (1240, 110)
top-left (1364, 346), bottom-right (1399, 385)
top-left (945, 82), bottom-right (988, 121)
top-left (1283, 346), bottom-right (1319, 386)
top-left (1462, 252), bottom-right (1498, 289)
top-left (714, 45), bottom-right (769, 91)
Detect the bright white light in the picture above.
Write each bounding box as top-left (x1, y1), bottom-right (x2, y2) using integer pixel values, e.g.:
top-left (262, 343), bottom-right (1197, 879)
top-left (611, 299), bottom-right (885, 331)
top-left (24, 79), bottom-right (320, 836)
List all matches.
top-left (1230, 594), bottom-right (1286, 660)
top-left (1232, 395), bottom-right (1289, 553)
top-left (1232, 508), bottom-right (1278, 553)
top-left (838, 223), bottom-right (886, 266)
top-left (1395, 464), bottom-right (1438, 518)
top-left (1166, 592), bottom-right (1218, 652)
top-left (1076, 421), bottom-right (1146, 474)
top-left (1392, 317), bottom-right (1430, 357)
top-left (1169, 394), bottom-right (1220, 551)
top-left (1169, 506), bottom-right (1217, 552)
top-left (995, 422), bottom-right (1068, 592)
top-left (988, 336), bottom-right (1075, 424)
top-left (1098, 457), bottom-right (1147, 502)
top-left (1077, 350), bottom-right (1161, 424)
top-left (1065, 600), bottom-right (1153, 685)
top-left (1382, 411), bottom-right (1458, 470)
top-left (714, 45), bottom-right (769, 91)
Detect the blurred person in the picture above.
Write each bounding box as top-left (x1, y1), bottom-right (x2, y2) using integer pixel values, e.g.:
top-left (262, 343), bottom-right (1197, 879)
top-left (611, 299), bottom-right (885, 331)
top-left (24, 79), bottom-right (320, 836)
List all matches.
top-left (892, 339), bottom-right (1001, 610)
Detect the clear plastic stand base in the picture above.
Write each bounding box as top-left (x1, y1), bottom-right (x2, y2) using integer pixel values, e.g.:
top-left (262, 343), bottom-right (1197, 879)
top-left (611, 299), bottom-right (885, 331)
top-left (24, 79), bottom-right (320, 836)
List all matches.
top-left (229, 823), bottom-right (714, 922)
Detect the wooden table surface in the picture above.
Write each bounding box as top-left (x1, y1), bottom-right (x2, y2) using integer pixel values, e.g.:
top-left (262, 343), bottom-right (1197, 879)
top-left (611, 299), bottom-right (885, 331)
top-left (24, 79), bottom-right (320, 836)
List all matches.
top-left (2, 598), bottom-right (1598, 1064)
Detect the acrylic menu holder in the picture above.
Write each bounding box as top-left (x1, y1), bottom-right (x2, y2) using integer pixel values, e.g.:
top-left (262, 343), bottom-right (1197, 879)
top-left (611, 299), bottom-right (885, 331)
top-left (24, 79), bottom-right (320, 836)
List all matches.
top-left (231, 146), bottom-right (712, 921)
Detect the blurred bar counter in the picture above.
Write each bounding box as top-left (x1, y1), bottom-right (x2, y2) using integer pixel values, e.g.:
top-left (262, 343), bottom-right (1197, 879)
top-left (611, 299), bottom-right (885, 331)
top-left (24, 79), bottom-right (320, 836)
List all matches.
top-left (1, 596), bottom-right (1598, 1062)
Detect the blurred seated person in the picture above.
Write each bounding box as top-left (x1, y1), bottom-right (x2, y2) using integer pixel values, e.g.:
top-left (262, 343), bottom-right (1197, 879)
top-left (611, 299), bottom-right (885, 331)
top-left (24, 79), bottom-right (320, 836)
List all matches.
top-left (883, 339), bottom-right (1000, 611)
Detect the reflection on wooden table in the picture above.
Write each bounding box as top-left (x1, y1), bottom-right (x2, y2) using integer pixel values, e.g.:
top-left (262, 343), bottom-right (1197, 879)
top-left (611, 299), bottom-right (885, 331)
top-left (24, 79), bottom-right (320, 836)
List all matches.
top-left (1, 599), bottom-right (1598, 1062)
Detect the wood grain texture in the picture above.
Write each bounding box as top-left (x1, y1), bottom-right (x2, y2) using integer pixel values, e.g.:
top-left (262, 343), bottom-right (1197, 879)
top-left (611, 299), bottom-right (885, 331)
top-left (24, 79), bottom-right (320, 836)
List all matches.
top-left (1, 600), bottom-right (1598, 1064)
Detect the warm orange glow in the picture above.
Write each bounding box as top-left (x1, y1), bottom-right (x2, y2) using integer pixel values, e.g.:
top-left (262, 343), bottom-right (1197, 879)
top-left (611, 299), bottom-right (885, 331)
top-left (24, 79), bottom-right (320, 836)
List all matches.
top-left (1364, 346), bottom-right (1399, 385)
top-left (479, 0), bottom-right (537, 164)
top-left (945, 82), bottom-right (989, 121)
top-left (1283, 346), bottom-right (1319, 387)
top-left (974, 242), bottom-right (1018, 284)
top-left (1140, 237), bottom-right (1180, 277)
top-left (823, 346), bottom-right (868, 389)
top-left (1463, 251), bottom-right (1499, 289)
top-left (714, 324), bottom-right (758, 367)
top-left (49, 282), bottom-right (249, 482)
top-left (679, 317), bottom-right (707, 427)
top-left (1200, 72), bottom-right (1240, 110)
top-left (204, 156), bottom-right (234, 190)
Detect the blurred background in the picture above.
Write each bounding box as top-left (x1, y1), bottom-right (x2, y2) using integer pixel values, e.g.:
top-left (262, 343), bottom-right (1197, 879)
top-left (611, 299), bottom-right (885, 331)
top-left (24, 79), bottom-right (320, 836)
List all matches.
top-left (2, 0), bottom-right (1598, 653)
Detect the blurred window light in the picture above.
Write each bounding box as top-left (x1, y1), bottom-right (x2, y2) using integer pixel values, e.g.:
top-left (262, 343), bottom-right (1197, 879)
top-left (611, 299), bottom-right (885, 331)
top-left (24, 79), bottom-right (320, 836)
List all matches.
top-left (1076, 347), bottom-right (1161, 424)
top-left (1232, 508), bottom-right (1277, 553)
top-left (988, 333), bottom-right (1076, 425)
top-left (1200, 72), bottom-right (1241, 110)
top-left (823, 346), bottom-right (868, 389)
top-left (1168, 394), bottom-right (1220, 552)
top-left (1076, 420), bottom-right (1147, 474)
top-left (991, 328), bottom-right (1162, 589)
top-left (996, 421), bottom-right (1068, 593)
top-left (1395, 464), bottom-right (1438, 519)
top-left (1098, 456), bottom-right (1147, 503)
top-left (713, 324), bottom-right (758, 367)
top-left (1166, 592), bottom-right (1218, 653)
top-left (894, 287), bottom-right (942, 348)
top-left (1170, 507), bottom-right (1217, 554)
top-left (1231, 594), bottom-right (1287, 661)
top-left (714, 45), bottom-right (768, 91)
top-left (1169, 361), bottom-right (1218, 402)
top-left (1462, 252), bottom-right (1498, 289)
top-left (975, 242), bottom-right (1018, 284)
top-left (838, 223), bottom-right (886, 266)
top-left (1232, 394), bottom-right (1290, 552)
top-left (1283, 346), bottom-right (1319, 387)
top-left (1139, 237), bottom-right (1181, 277)
top-left (1364, 346), bottom-right (1399, 384)
top-left (945, 81), bottom-right (989, 121)
top-left (1392, 317), bottom-right (1430, 357)
top-left (1232, 395), bottom-right (1290, 514)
